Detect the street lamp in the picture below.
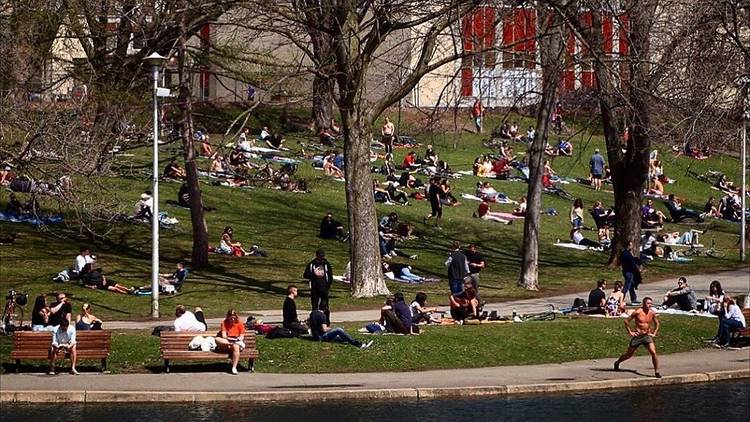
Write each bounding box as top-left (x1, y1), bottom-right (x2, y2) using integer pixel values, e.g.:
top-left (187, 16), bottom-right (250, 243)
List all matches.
top-left (737, 75), bottom-right (749, 262)
top-left (143, 52), bottom-right (167, 318)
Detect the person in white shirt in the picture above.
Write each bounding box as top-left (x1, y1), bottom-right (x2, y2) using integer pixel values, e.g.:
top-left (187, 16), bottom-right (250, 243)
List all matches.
top-left (714, 296), bottom-right (747, 348)
top-left (73, 247), bottom-right (95, 278)
top-left (133, 192), bottom-right (153, 221)
top-left (49, 319), bottom-right (77, 375)
top-left (174, 305), bottom-right (207, 332)
top-left (259, 126), bottom-right (271, 141)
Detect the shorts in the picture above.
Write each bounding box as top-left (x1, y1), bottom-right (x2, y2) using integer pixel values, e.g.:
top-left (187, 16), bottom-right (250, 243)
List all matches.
top-left (629, 334), bottom-right (653, 348)
top-left (591, 173), bottom-right (602, 179)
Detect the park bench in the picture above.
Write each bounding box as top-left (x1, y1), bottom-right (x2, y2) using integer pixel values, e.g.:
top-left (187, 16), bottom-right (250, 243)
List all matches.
top-left (159, 331), bottom-right (259, 373)
top-left (730, 308), bottom-right (750, 344)
top-left (10, 330), bottom-right (112, 373)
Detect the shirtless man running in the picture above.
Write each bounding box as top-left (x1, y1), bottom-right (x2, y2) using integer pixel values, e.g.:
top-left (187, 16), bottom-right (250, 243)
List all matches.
top-left (613, 297), bottom-right (661, 378)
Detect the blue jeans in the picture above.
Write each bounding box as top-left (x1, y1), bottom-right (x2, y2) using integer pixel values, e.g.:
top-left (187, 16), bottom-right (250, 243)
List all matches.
top-left (622, 272), bottom-right (638, 302)
top-left (400, 267), bottom-right (423, 283)
top-left (717, 319), bottom-right (744, 346)
top-left (449, 279), bottom-right (464, 295)
top-left (320, 327), bottom-right (361, 347)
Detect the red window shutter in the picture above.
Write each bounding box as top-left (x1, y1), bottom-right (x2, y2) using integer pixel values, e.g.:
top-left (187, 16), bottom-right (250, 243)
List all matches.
top-left (602, 13), bottom-right (614, 54)
top-left (513, 8), bottom-right (525, 51)
top-left (562, 70), bottom-right (575, 91)
top-left (461, 67), bottom-right (473, 96)
top-left (502, 9), bottom-right (514, 46)
top-left (581, 71), bottom-right (595, 88)
top-left (524, 8), bottom-right (536, 52)
top-left (482, 7), bottom-right (496, 67)
top-left (462, 15), bottom-right (474, 52)
top-left (618, 14), bottom-right (629, 56)
top-left (580, 11), bottom-right (592, 56)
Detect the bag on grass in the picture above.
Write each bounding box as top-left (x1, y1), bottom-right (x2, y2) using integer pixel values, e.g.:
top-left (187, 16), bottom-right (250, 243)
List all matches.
top-left (266, 326), bottom-right (294, 339)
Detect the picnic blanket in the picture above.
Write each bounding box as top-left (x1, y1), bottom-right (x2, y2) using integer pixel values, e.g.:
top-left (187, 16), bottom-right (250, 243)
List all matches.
top-left (654, 308), bottom-right (717, 318)
top-left (553, 242), bottom-right (605, 252)
top-left (0, 211), bottom-right (63, 226)
top-left (460, 193), bottom-right (518, 204)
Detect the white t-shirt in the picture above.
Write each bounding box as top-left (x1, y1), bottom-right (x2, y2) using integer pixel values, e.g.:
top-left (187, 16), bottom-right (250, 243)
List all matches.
top-left (174, 311), bottom-right (206, 332)
top-left (74, 254), bottom-right (94, 273)
top-left (572, 231), bottom-right (584, 245)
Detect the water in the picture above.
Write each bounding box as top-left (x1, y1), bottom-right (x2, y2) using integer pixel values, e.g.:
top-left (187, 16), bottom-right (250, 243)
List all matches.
top-left (2, 380), bottom-right (748, 422)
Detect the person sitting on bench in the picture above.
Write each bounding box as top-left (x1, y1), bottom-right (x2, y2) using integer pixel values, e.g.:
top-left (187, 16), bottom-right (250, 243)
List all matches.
top-left (215, 309), bottom-right (246, 375)
top-left (48, 318), bottom-right (77, 375)
top-left (174, 305), bottom-right (207, 332)
top-left (660, 277), bottom-right (696, 311)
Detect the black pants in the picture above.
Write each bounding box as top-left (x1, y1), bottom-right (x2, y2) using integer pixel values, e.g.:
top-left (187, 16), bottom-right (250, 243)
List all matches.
top-left (194, 310), bottom-right (208, 331)
top-left (430, 200), bottom-right (442, 218)
top-left (381, 309), bottom-right (409, 334)
top-left (383, 135), bottom-right (394, 154)
top-left (662, 295), bottom-right (693, 311)
top-left (283, 321), bottom-right (309, 336)
top-left (310, 291), bottom-right (330, 324)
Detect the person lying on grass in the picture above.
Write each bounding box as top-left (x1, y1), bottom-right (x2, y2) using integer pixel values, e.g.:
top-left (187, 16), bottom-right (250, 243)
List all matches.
top-left (308, 303), bottom-right (373, 349)
top-left (449, 285), bottom-right (479, 322)
top-left (81, 263), bottom-right (134, 294)
top-left (382, 262), bottom-right (424, 283)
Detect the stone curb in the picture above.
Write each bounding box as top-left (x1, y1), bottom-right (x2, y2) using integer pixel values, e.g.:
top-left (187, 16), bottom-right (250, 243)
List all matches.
top-left (2, 369), bottom-right (747, 403)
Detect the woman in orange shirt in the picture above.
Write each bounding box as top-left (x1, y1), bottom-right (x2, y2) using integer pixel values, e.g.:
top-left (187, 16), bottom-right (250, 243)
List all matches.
top-left (215, 309), bottom-right (246, 375)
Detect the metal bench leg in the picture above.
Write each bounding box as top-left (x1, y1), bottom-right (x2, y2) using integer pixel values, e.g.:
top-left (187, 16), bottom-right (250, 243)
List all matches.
top-left (165, 359), bottom-right (170, 373)
top-left (15, 359), bottom-right (20, 373)
top-left (101, 358), bottom-right (107, 372)
top-left (248, 358), bottom-right (255, 373)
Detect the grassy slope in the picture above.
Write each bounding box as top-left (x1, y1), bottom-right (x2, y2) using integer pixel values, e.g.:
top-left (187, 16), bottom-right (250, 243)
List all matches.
top-left (0, 316), bottom-right (717, 374)
top-left (0, 112), bottom-right (746, 321)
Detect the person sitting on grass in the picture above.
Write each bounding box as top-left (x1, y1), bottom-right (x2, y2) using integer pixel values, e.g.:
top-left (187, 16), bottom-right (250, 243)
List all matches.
top-left (319, 212), bottom-right (348, 241)
top-left (174, 305), bottom-right (207, 332)
top-left (75, 303), bottom-right (102, 331)
top-left (449, 285), bottom-right (479, 322)
top-left (402, 151), bottom-right (419, 170)
top-left (556, 139), bottom-right (573, 156)
top-left (373, 179), bottom-right (393, 203)
top-left (702, 280), bottom-right (725, 314)
top-left (81, 264), bottom-right (134, 294)
top-left (133, 192), bottom-right (153, 222)
top-left (666, 194), bottom-right (704, 222)
top-left (410, 292), bottom-right (440, 324)
top-left (160, 262), bottom-right (188, 289)
top-left (605, 281), bottom-right (626, 316)
top-left (703, 196), bottom-right (722, 219)
top-left (379, 292), bottom-right (414, 334)
top-left (711, 296), bottom-right (747, 348)
top-left (659, 277), bottom-right (696, 311)
top-left (382, 262), bottom-right (424, 283)
top-left (164, 159), bottom-right (186, 179)
top-left (323, 152), bottom-right (344, 179)
top-left (647, 176), bottom-right (665, 196)
top-left (641, 198), bottom-right (665, 228)
top-left (48, 318), bottom-right (77, 375)
top-left (308, 303), bottom-right (373, 349)
top-left (215, 309), bottom-right (246, 375)
top-left (585, 279), bottom-right (607, 315)
top-left (282, 285), bottom-right (309, 337)
top-left (513, 196), bottom-right (527, 217)
top-left (216, 226), bottom-right (266, 257)
top-left (386, 181), bottom-right (409, 205)
top-left (476, 181), bottom-right (506, 202)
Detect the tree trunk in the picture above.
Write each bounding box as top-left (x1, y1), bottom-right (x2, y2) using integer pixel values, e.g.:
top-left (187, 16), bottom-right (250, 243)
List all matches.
top-left (179, 2), bottom-right (209, 268)
top-left (603, 1), bottom-right (655, 265)
top-left (340, 108), bottom-right (390, 298)
top-left (312, 74), bottom-right (335, 133)
top-left (518, 8), bottom-right (565, 290)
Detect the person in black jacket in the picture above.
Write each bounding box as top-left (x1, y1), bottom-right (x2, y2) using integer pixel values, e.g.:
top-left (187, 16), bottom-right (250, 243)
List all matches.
top-left (282, 285), bottom-right (309, 336)
top-left (444, 241), bottom-right (469, 295)
top-left (319, 213), bottom-right (348, 241)
top-left (303, 248), bottom-right (333, 324)
top-left (621, 241), bottom-right (642, 305)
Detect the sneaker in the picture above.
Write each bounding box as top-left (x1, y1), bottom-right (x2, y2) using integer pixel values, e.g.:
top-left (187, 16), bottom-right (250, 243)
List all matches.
top-left (231, 367), bottom-right (239, 375)
top-left (710, 342), bottom-right (723, 349)
top-left (613, 361), bottom-right (620, 371)
top-left (71, 368), bottom-right (79, 375)
top-left (409, 254), bottom-right (418, 260)
top-left (655, 372), bottom-right (662, 379)
top-left (360, 340), bottom-right (373, 349)
top-left (631, 301), bottom-right (641, 305)
top-left (382, 254), bottom-right (392, 260)
top-left (48, 370), bottom-right (55, 375)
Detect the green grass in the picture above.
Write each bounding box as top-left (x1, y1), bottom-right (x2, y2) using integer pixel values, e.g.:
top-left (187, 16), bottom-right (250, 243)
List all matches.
top-left (0, 110), bottom-right (746, 321)
top-left (0, 316), bottom-right (718, 374)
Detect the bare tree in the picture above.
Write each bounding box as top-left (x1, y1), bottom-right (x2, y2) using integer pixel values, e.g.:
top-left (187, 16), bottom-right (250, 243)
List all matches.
top-left (518, 4), bottom-right (567, 290)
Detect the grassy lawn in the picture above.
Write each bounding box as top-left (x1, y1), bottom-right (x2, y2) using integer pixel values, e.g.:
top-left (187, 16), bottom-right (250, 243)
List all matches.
top-left (0, 110), bottom-right (746, 321)
top-left (0, 316), bottom-right (718, 374)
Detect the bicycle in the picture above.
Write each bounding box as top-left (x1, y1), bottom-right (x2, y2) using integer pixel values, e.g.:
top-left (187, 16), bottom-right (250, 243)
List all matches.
top-left (519, 304), bottom-right (557, 322)
top-left (679, 238), bottom-right (725, 259)
top-left (1, 289), bottom-right (28, 335)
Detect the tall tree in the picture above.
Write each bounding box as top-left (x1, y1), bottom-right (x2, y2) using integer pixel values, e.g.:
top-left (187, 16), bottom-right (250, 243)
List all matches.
top-left (518, 4), bottom-right (567, 290)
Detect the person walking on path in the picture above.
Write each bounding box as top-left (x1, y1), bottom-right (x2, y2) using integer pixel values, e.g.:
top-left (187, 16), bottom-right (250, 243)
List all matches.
top-left (472, 99), bottom-right (484, 133)
top-left (445, 241), bottom-right (469, 295)
top-left (283, 285), bottom-right (310, 336)
top-left (589, 148), bottom-right (606, 191)
top-left (614, 297), bottom-right (661, 378)
top-left (621, 241), bottom-right (642, 305)
top-left (424, 177), bottom-right (443, 229)
top-left (381, 117), bottom-right (395, 154)
top-left (303, 248), bottom-right (333, 324)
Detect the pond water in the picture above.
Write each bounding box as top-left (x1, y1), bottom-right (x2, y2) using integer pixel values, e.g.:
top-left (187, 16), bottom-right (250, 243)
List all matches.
top-left (2, 380), bottom-right (748, 422)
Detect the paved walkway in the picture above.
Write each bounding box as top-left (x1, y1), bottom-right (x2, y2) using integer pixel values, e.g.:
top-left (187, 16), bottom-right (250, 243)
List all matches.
top-left (1, 348), bottom-right (748, 402)
top-left (107, 269), bottom-right (750, 329)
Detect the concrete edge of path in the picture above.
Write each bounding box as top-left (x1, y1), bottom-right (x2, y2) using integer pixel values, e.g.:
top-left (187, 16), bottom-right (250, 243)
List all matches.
top-left (2, 369), bottom-right (747, 404)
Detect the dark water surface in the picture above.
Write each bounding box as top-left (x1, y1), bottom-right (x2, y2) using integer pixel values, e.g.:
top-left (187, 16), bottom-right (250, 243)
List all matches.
top-left (2, 380), bottom-right (748, 422)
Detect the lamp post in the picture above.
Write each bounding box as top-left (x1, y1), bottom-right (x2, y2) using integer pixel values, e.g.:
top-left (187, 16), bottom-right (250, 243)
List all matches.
top-left (737, 75), bottom-right (749, 262)
top-left (144, 52), bottom-right (167, 318)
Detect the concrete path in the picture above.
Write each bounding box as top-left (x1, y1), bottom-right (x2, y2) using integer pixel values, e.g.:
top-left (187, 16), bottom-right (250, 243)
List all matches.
top-left (1, 348), bottom-right (748, 402)
top-left (107, 268), bottom-right (750, 330)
